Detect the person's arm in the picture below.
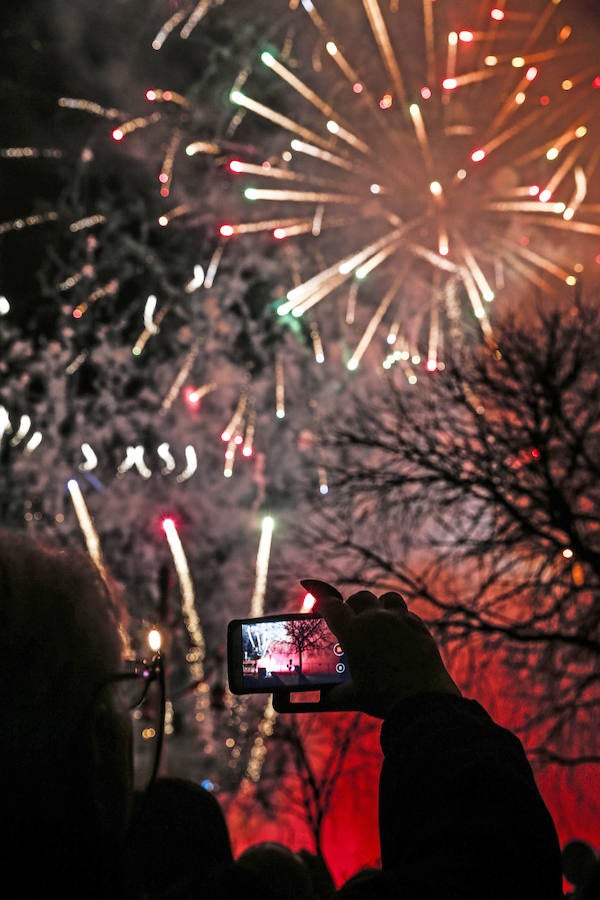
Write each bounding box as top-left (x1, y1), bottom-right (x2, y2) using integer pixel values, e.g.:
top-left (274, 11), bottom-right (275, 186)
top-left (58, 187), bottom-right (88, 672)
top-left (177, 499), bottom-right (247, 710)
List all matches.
top-left (379, 692), bottom-right (562, 899)
top-left (300, 581), bottom-right (563, 900)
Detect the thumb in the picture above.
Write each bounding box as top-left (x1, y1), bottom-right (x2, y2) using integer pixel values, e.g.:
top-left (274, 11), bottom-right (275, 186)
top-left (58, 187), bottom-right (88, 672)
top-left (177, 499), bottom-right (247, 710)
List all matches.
top-left (300, 579), bottom-right (353, 641)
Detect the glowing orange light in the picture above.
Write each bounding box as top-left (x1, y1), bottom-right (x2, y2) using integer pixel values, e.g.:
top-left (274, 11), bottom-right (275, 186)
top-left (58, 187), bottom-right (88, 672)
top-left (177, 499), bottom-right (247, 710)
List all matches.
top-left (379, 93), bottom-right (393, 109)
top-left (471, 148), bottom-right (486, 162)
top-left (219, 224), bottom-right (235, 237)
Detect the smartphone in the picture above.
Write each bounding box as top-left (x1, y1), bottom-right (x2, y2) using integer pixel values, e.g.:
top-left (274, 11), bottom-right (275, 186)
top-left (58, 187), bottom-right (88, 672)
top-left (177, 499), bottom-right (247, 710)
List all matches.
top-left (227, 612), bottom-right (350, 710)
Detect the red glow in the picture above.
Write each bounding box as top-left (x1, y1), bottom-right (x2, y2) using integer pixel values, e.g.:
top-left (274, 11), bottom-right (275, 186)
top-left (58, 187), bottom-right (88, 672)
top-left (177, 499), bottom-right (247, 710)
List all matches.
top-left (490, 8), bottom-right (504, 20)
top-left (184, 386), bottom-right (201, 409)
top-left (229, 160), bottom-right (244, 173)
top-left (159, 186), bottom-right (170, 198)
top-left (593, 75), bottom-right (600, 89)
top-left (540, 95), bottom-right (550, 106)
top-left (72, 308), bottom-right (83, 319)
top-left (471, 148), bottom-right (486, 162)
top-left (163, 90), bottom-right (172, 102)
top-left (531, 448), bottom-right (541, 459)
top-left (161, 517), bottom-right (174, 532)
top-left (112, 128), bottom-right (124, 142)
top-left (220, 224), bottom-right (235, 237)
top-left (352, 82), bottom-right (364, 94)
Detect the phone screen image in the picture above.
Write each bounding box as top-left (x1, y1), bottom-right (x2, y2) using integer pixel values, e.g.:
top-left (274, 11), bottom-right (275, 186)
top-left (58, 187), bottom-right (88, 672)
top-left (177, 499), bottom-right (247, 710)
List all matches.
top-left (234, 615), bottom-right (349, 693)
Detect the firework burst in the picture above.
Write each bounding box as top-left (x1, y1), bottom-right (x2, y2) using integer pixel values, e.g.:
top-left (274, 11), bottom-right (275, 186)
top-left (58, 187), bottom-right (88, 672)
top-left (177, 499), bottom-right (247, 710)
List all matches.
top-left (223, 0), bottom-right (600, 372)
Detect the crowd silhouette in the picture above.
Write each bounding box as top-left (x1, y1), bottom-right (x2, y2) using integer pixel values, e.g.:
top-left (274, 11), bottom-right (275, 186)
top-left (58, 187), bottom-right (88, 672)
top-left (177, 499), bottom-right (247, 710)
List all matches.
top-left (2, 528), bottom-right (597, 898)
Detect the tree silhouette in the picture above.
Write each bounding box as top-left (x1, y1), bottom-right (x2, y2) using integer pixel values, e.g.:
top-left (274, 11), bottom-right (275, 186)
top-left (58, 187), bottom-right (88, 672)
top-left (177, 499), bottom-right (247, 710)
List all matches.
top-left (286, 295), bottom-right (600, 768)
top-left (277, 617), bottom-right (330, 674)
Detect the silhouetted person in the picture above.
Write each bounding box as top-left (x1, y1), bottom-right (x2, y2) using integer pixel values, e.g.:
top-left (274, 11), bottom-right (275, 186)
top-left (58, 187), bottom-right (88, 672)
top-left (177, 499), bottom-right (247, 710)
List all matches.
top-left (563, 840), bottom-right (599, 898)
top-left (0, 528), bottom-right (133, 896)
top-left (234, 841), bottom-right (314, 900)
top-left (124, 776), bottom-right (234, 899)
top-left (334, 867), bottom-right (398, 899)
top-left (301, 580), bottom-right (564, 900)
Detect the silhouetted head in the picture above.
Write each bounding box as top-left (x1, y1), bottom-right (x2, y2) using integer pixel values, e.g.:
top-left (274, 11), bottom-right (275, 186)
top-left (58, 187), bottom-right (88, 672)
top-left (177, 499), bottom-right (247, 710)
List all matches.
top-left (235, 841), bottom-right (313, 900)
top-left (125, 776), bottom-right (233, 898)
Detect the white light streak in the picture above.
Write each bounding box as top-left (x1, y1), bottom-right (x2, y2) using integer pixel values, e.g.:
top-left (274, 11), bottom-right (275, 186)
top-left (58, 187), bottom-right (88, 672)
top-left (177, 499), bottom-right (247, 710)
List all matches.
top-left (175, 445), bottom-right (198, 483)
top-left (79, 443), bottom-right (98, 471)
top-left (249, 516), bottom-right (275, 618)
top-left (117, 446), bottom-right (152, 478)
top-left (162, 518), bottom-right (205, 680)
top-left (67, 479), bottom-right (108, 585)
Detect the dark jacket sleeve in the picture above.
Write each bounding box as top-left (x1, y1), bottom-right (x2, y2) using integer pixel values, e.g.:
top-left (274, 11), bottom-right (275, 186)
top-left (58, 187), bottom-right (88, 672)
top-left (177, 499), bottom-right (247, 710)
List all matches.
top-left (378, 693), bottom-right (563, 900)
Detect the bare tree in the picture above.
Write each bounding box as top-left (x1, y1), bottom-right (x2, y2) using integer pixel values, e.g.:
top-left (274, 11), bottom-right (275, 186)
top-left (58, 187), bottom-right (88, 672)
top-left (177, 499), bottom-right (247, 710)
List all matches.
top-left (238, 707), bottom-right (379, 864)
top-left (286, 297), bottom-right (600, 767)
top-left (277, 618), bottom-right (331, 673)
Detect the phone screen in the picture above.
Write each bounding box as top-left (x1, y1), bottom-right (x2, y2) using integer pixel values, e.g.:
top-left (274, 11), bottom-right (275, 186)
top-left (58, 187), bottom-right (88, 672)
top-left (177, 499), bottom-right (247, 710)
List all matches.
top-left (228, 614), bottom-right (349, 694)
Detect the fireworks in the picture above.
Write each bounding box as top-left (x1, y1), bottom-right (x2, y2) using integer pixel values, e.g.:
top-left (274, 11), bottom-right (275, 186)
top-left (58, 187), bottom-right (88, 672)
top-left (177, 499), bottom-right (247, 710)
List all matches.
top-left (224, 0), bottom-right (600, 371)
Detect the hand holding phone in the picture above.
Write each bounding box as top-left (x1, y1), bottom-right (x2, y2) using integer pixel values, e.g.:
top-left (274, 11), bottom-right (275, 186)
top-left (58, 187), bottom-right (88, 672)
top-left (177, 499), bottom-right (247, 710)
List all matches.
top-left (300, 579), bottom-right (461, 719)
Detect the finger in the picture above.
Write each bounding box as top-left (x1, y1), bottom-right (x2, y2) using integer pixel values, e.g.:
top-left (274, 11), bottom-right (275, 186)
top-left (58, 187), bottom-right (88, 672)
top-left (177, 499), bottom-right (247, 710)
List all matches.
top-left (299, 579), bottom-right (353, 639)
top-left (300, 579), bottom-right (343, 602)
top-left (379, 591), bottom-right (408, 613)
top-left (346, 590), bottom-right (379, 614)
